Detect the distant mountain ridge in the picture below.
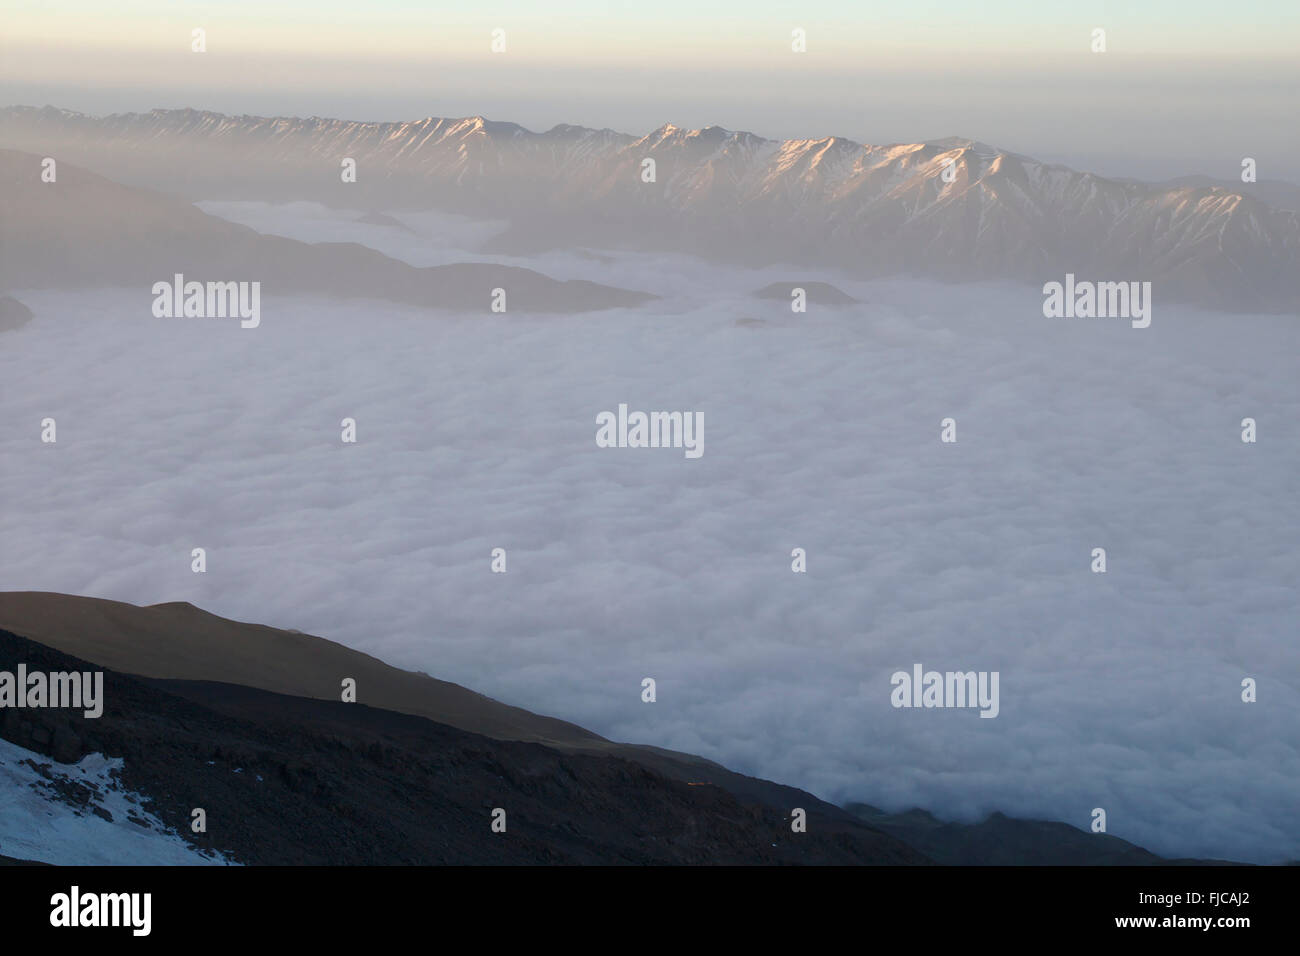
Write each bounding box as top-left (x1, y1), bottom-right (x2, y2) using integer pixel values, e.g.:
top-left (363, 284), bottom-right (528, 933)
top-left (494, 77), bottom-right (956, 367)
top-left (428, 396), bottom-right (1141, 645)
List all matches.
top-left (3, 105), bottom-right (1298, 312)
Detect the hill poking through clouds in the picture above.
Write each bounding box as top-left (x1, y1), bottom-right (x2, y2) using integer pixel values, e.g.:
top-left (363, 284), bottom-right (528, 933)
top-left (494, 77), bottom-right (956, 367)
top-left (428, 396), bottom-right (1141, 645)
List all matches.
top-left (3, 106), bottom-right (1298, 313)
top-left (0, 148), bottom-right (653, 313)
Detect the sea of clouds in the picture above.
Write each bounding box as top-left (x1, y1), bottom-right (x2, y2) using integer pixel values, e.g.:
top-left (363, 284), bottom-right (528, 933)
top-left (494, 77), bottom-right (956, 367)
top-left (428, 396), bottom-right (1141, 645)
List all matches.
top-left (2, 202), bottom-right (1297, 863)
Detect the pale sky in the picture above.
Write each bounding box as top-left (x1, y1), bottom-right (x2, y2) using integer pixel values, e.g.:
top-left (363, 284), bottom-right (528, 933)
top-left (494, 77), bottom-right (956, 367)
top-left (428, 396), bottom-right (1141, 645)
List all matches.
top-left (4, 0), bottom-right (1298, 180)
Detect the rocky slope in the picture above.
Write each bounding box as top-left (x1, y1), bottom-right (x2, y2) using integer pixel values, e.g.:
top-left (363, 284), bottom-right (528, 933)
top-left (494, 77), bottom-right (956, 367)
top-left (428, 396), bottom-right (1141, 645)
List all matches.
top-left (0, 593), bottom-right (1245, 865)
top-left (0, 626), bottom-right (923, 865)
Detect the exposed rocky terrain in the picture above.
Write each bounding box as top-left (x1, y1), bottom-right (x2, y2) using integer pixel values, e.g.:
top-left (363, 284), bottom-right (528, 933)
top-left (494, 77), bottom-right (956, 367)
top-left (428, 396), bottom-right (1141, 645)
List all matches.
top-left (0, 626), bottom-right (924, 864)
top-left (0, 595), bottom-right (1248, 865)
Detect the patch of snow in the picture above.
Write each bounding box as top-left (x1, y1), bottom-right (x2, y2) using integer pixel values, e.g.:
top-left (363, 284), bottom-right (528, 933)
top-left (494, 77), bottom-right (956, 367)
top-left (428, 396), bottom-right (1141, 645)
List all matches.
top-left (0, 737), bottom-right (236, 865)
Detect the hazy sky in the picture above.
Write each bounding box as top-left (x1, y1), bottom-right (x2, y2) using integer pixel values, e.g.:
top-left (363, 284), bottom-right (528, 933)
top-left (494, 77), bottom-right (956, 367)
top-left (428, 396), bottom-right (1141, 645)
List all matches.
top-left (4, 1), bottom-right (1299, 180)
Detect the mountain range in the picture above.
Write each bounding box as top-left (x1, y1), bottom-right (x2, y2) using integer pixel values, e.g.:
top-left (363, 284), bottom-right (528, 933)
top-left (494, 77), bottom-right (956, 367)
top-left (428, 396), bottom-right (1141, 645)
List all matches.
top-left (3, 105), bottom-right (1298, 312)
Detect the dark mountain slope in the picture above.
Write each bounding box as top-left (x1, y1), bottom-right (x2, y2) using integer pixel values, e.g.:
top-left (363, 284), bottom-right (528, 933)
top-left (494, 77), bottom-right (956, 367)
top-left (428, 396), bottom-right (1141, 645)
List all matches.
top-left (0, 627), bottom-right (925, 865)
top-left (0, 592), bottom-right (889, 828)
top-left (847, 805), bottom-right (1244, 867)
top-left (0, 593), bottom-right (1250, 864)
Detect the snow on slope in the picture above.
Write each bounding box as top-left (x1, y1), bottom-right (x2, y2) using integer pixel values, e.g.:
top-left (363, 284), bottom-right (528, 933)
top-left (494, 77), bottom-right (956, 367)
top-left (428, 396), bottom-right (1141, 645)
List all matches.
top-left (0, 736), bottom-right (235, 865)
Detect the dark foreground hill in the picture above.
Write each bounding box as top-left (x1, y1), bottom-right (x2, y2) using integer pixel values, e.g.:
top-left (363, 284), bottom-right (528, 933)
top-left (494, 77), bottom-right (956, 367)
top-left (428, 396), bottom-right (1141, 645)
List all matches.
top-left (846, 805), bottom-right (1244, 867)
top-left (0, 627), bottom-right (924, 865)
top-left (0, 593), bottom-right (1245, 865)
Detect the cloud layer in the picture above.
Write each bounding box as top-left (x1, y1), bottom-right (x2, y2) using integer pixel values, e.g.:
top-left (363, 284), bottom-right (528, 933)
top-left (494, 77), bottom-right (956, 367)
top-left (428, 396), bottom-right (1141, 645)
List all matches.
top-left (2, 204), bottom-right (1297, 862)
